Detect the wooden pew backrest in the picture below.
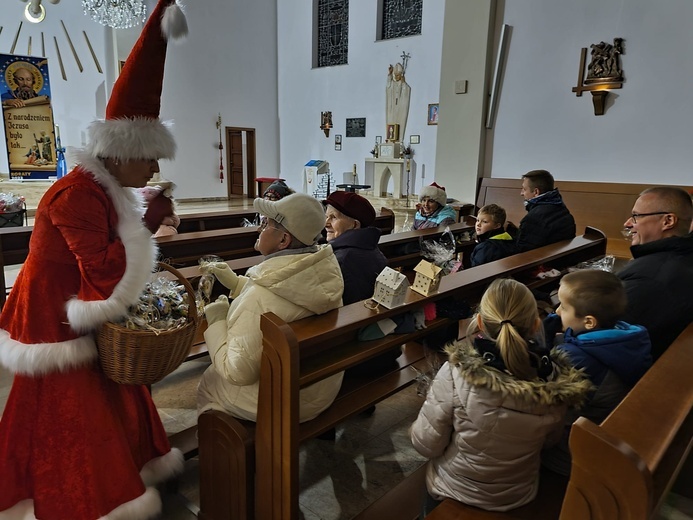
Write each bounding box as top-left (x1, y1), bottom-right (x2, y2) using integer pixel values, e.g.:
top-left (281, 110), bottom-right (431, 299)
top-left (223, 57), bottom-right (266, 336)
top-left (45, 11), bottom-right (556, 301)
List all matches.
top-left (476, 178), bottom-right (693, 258)
top-left (561, 322), bottom-right (693, 519)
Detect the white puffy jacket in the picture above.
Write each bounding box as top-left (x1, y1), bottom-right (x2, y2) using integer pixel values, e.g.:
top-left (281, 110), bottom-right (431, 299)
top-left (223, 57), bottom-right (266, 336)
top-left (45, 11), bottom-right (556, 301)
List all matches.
top-left (198, 245), bottom-right (344, 422)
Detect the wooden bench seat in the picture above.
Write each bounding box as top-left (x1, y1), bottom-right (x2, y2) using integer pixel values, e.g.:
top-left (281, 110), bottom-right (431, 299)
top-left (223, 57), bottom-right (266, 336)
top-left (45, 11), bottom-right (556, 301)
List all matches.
top-left (0, 208), bottom-right (396, 306)
top-left (200, 228), bottom-right (605, 520)
top-left (178, 207), bottom-right (396, 236)
top-left (413, 322), bottom-right (693, 520)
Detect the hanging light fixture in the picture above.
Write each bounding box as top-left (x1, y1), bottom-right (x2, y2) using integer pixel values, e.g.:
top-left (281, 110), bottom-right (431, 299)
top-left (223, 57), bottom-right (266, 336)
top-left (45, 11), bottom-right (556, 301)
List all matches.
top-left (82, 0), bottom-right (147, 30)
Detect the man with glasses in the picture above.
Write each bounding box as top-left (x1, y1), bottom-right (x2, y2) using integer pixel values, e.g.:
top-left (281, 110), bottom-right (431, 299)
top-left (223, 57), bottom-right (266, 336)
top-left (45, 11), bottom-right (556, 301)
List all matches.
top-left (618, 186), bottom-right (693, 359)
top-left (197, 193), bottom-right (345, 423)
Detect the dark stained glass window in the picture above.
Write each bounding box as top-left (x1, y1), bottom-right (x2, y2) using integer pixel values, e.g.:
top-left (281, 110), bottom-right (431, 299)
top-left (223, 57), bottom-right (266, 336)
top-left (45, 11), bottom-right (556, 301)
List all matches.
top-left (382, 0), bottom-right (422, 40)
top-left (317, 0), bottom-right (349, 68)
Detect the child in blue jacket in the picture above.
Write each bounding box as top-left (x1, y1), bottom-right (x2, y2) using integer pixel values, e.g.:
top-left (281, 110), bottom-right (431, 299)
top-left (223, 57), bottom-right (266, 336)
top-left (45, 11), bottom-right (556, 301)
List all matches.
top-left (542, 269), bottom-right (652, 475)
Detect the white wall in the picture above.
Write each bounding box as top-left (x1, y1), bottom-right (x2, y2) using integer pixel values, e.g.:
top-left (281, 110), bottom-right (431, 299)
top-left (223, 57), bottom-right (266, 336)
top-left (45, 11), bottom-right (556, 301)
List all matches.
top-left (158, 0), bottom-right (279, 198)
top-left (0, 0), bottom-right (280, 201)
top-left (277, 0), bottom-right (444, 195)
top-left (490, 0), bottom-right (693, 185)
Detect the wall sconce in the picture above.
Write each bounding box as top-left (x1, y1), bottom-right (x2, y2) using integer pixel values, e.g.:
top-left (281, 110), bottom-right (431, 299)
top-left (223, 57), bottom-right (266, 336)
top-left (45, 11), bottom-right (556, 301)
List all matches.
top-left (572, 38), bottom-right (624, 115)
top-left (320, 111), bottom-right (333, 138)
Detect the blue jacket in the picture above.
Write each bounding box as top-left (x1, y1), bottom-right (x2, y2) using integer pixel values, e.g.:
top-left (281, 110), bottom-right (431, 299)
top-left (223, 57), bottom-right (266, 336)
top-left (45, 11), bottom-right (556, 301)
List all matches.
top-left (541, 320), bottom-right (652, 476)
top-left (559, 321), bottom-right (652, 387)
top-left (516, 189), bottom-right (576, 252)
top-left (413, 204), bottom-right (457, 230)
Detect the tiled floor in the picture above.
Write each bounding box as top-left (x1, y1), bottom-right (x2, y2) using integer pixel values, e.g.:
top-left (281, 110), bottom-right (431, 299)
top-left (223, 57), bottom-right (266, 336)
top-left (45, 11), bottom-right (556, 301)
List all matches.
top-left (151, 359), bottom-right (428, 520)
top-left (0, 179), bottom-right (691, 519)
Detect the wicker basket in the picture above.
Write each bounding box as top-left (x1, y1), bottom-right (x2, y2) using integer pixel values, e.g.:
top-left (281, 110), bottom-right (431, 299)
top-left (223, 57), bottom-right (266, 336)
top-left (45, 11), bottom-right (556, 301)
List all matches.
top-left (96, 262), bottom-right (199, 385)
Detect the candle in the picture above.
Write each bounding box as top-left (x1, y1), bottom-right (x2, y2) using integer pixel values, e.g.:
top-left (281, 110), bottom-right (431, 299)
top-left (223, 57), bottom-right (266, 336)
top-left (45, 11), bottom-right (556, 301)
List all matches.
top-left (55, 125), bottom-right (60, 140)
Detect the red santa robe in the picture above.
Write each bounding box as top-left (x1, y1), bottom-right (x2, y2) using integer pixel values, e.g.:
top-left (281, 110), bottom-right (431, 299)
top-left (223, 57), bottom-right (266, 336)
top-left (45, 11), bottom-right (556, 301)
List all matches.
top-left (0, 153), bottom-right (182, 519)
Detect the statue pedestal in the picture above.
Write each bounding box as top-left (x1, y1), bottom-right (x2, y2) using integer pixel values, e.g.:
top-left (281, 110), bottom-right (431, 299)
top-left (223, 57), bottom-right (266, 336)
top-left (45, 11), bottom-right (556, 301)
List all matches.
top-left (365, 158), bottom-right (413, 198)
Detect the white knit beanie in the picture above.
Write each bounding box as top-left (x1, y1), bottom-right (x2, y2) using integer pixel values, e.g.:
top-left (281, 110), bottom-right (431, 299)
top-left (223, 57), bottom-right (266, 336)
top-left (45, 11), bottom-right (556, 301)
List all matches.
top-left (419, 182), bottom-right (447, 207)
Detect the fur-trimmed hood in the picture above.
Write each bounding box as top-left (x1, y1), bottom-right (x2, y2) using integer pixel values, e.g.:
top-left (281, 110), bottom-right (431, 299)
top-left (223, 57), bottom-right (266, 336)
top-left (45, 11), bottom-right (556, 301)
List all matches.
top-left (446, 339), bottom-right (592, 408)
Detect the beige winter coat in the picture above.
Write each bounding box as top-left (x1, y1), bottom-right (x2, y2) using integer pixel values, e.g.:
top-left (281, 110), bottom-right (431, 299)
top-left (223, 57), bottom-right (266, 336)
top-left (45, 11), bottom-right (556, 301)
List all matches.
top-left (410, 340), bottom-right (590, 511)
top-left (198, 245), bottom-right (344, 422)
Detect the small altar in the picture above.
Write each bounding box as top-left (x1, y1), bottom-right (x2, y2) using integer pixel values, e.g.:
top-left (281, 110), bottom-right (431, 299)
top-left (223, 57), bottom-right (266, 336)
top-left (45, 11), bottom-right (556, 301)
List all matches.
top-left (364, 157), bottom-right (414, 198)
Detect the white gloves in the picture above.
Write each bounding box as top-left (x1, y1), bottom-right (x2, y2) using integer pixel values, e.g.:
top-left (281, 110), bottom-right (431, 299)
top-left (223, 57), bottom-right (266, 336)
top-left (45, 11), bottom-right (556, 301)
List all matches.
top-left (204, 295), bottom-right (229, 325)
top-left (205, 262), bottom-right (239, 292)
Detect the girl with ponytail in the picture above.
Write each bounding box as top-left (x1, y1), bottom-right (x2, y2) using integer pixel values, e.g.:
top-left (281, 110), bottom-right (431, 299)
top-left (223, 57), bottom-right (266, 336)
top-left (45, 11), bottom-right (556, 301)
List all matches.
top-left (411, 278), bottom-right (591, 515)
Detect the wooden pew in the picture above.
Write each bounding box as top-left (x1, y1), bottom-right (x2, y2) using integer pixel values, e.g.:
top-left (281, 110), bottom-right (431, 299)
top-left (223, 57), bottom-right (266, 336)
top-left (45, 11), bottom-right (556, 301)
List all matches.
top-left (196, 227), bottom-right (607, 520)
top-left (422, 321), bottom-right (693, 520)
top-left (0, 227), bottom-right (31, 308)
top-left (0, 208), bottom-right (396, 306)
top-left (162, 221), bottom-right (477, 298)
top-left (178, 207), bottom-right (396, 236)
top-left (475, 178), bottom-right (693, 259)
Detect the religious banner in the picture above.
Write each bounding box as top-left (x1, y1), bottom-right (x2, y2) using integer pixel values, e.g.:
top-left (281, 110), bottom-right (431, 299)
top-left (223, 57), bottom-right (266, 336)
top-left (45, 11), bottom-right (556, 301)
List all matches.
top-left (1, 54), bottom-right (57, 180)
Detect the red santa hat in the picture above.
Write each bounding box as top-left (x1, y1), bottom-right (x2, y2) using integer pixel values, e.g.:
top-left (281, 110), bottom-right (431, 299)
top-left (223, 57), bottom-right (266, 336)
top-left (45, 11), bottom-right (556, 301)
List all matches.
top-left (86, 0), bottom-right (188, 162)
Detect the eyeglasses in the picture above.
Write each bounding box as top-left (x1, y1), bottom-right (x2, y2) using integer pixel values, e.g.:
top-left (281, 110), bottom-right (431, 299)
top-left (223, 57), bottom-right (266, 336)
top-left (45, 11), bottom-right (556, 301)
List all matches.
top-left (259, 218), bottom-right (282, 234)
top-left (629, 212), bottom-right (672, 223)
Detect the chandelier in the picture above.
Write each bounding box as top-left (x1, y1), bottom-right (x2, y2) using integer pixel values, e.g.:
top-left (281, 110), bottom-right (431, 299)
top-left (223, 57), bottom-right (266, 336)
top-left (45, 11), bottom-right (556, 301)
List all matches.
top-left (82, 0), bottom-right (147, 29)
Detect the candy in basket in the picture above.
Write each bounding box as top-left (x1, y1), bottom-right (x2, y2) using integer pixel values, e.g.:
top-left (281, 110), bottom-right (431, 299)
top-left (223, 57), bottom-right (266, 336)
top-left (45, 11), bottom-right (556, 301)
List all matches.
top-left (96, 263), bottom-right (198, 385)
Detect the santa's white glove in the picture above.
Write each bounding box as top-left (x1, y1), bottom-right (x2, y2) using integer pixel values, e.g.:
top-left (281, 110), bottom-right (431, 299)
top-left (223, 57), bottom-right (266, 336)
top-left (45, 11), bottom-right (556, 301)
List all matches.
top-left (206, 262), bottom-right (239, 292)
top-left (204, 295), bottom-right (229, 325)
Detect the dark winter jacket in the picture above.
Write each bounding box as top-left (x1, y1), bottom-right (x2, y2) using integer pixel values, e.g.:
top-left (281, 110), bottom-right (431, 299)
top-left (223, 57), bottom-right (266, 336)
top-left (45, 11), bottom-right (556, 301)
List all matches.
top-left (617, 233), bottom-right (693, 360)
top-left (470, 228), bottom-right (517, 266)
top-left (330, 227), bottom-right (387, 305)
top-left (542, 321), bottom-right (652, 475)
top-left (516, 189), bottom-right (576, 252)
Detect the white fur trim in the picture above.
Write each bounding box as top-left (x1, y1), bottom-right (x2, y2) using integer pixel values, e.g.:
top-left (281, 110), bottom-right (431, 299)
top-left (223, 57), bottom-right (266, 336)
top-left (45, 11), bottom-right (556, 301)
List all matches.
top-left (0, 488), bottom-right (161, 520)
top-left (140, 448), bottom-right (184, 486)
top-left (161, 2), bottom-right (188, 40)
top-left (0, 330), bottom-right (97, 376)
top-left (420, 185), bottom-right (447, 207)
top-left (86, 118), bottom-right (176, 162)
top-left (66, 154), bottom-right (158, 333)
top-left (100, 487), bottom-right (161, 520)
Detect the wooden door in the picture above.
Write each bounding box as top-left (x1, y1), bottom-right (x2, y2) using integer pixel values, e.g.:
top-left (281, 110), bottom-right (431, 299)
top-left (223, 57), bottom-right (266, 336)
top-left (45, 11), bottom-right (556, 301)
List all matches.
top-left (226, 127), bottom-right (256, 197)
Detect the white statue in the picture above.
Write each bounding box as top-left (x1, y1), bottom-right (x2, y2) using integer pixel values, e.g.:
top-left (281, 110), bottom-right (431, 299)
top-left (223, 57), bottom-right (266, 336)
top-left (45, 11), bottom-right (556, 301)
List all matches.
top-left (386, 62), bottom-right (411, 139)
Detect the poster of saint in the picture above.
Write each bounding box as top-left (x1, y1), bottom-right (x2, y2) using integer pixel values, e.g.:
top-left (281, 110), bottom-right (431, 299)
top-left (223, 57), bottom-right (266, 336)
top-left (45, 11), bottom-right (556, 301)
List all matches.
top-left (1, 53), bottom-right (57, 180)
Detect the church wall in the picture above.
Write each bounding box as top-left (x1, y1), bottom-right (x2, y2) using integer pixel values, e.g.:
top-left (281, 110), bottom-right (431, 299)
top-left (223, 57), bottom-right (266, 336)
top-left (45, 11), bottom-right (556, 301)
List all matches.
top-left (277, 0), bottom-right (445, 196)
top-left (0, 0), bottom-right (280, 202)
top-left (489, 0), bottom-right (693, 185)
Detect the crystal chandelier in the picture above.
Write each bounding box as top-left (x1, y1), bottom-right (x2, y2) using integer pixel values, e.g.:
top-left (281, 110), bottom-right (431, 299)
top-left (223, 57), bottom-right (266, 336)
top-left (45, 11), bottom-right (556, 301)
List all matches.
top-left (82, 0), bottom-right (147, 30)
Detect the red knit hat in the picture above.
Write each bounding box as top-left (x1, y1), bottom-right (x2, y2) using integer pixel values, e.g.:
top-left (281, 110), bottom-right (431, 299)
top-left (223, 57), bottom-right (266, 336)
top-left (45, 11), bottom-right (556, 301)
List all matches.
top-left (86, 0), bottom-right (187, 161)
top-left (324, 191), bottom-right (376, 227)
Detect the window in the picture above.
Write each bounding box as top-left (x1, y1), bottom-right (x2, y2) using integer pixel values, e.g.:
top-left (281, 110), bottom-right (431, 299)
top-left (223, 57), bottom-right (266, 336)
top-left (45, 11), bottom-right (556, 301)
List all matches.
top-left (381, 0), bottom-right (422, 40)
top-left (315, 0), bottom-right (349, 68)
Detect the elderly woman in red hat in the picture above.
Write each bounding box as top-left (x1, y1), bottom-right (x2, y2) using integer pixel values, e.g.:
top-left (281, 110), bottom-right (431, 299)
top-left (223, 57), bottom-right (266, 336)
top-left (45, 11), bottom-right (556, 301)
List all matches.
top-left (0, 1), bottom-right (188, 518)
top-left (323, 191), bottom-right (387, 305)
